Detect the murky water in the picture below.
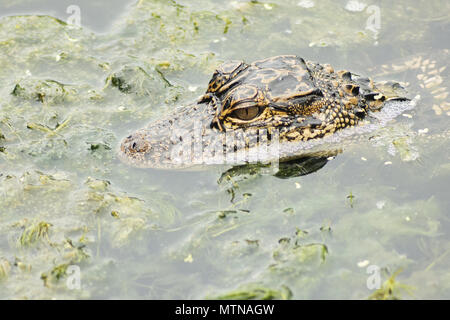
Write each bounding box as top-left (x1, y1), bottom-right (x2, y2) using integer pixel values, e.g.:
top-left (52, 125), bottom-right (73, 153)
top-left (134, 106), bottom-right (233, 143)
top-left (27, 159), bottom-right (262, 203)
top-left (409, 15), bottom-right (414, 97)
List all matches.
top-left (0, 0), bottom-right (449, 299)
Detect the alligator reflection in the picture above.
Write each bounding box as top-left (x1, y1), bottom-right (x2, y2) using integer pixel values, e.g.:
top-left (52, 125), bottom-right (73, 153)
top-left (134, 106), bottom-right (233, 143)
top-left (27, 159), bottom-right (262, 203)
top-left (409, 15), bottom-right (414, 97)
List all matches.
top-left (217, 151), bottom-right (340, 202)
top-left (219, 150), bottom-right (340, 182)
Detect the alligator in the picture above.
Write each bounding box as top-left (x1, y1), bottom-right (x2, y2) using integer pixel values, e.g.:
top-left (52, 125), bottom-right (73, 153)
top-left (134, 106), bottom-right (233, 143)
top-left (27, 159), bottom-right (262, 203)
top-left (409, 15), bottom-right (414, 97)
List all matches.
top-left (119, 55), bottom-right (422, 170)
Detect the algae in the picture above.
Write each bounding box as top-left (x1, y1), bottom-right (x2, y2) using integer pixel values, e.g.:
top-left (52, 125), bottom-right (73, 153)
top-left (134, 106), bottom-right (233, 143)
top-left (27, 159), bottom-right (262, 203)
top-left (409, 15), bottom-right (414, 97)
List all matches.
top-left (0, 0), bottom-right (449, 299)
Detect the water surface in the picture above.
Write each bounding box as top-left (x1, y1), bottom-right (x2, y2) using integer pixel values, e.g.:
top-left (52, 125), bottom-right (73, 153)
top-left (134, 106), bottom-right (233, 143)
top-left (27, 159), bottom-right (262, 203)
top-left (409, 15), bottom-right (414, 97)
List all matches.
top-left (0, 0), bottom-right (449, 299)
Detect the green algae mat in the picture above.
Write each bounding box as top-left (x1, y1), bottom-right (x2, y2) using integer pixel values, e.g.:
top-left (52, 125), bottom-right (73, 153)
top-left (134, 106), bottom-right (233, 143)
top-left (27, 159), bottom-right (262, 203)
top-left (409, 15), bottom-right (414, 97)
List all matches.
top-left (0, 0), bottom-right (449, 299)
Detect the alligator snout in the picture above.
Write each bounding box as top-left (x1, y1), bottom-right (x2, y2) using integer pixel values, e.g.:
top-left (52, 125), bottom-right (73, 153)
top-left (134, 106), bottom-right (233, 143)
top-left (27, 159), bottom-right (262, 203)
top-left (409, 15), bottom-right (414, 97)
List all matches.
top-left (121, 133), bottom-right (151, 154)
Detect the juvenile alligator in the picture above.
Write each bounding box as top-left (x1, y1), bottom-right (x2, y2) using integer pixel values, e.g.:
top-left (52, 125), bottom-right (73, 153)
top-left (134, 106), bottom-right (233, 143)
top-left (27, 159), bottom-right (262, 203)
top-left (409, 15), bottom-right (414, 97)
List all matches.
top-left (119, 55), bottom-right (414, 169)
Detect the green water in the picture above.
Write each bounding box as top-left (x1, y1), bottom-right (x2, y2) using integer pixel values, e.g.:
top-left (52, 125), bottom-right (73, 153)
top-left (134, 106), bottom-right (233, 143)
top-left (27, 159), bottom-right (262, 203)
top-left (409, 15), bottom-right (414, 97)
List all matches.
top-left (0, 0), bottom-right (449, 299)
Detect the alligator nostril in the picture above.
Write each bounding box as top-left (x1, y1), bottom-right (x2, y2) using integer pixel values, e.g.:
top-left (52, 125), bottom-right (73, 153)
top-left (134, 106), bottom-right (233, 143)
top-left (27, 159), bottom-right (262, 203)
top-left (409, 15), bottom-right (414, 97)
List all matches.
top-left (127, 138), bottom-right (150, 153)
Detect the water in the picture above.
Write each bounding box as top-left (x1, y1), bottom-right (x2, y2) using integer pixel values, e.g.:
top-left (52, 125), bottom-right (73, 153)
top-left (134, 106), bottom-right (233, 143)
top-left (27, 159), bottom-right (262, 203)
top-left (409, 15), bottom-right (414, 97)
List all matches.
top-left (0, 0), bottom-right (449, 299)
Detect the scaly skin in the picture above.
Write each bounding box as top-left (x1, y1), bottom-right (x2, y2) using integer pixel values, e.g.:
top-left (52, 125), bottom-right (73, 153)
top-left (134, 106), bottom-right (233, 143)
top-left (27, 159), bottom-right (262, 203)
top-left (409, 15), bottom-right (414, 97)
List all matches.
top-left (119, 55), bottom-right (413, 169)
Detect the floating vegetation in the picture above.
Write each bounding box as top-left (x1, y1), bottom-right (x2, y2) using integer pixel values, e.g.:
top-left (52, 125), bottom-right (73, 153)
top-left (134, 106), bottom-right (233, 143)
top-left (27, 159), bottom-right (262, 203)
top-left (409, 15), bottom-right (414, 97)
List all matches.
top-left (40, 240), bottom-right (90, 288)
top-left (62, 239), bottom-right (90, 264)
top-left (391, 137), bottom-right (419, 162)
top-left (12, 79), bottom-right (73, 104)
top-left (41, 263), bottom-right (70, 287)
top-left (105, 65), bottom-right (173, 97)
top-left (368, 269), bottom-right (415, 300)
top-left (272, 233), bottom-right (328, 266)
top-left (0, 258), bottom-right (11, 280)
top-left (347, 191), bottom-right (355, 208)
top-left (209, 283), bottom-right (292, 300)
top-left (0, 0), bottom-right (448, 300)
top-left (17, 221), bottom-right (52, 247)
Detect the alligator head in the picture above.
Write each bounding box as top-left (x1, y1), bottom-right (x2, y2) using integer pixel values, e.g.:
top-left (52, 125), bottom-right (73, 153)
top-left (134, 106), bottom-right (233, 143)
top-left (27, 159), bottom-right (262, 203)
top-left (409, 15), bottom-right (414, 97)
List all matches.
top-left (119, 55), bottom-right (409, 169)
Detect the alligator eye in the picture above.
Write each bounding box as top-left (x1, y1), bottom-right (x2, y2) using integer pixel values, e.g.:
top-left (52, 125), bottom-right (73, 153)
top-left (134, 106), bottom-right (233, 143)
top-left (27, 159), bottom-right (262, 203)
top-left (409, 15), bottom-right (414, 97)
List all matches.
top-left (231, 106), bottom-right (261, 121)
